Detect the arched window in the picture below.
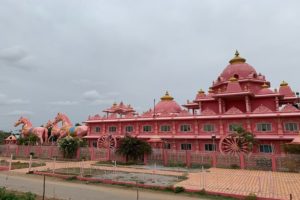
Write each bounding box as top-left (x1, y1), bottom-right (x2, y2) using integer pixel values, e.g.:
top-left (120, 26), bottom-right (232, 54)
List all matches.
top-left (233, 74), bottom-right (239, 79)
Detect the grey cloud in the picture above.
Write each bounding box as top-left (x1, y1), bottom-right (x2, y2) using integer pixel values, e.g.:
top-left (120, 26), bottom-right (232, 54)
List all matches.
top-left (5, 110), bottom-right (34, 116)
top-left (48, 100), bottom-right (79, 106)
top-left (83, 90), bottom-right (102, 101)
top-left (0, 93), bottom-right (29, 105)
top-left (71, 79), bottom-right (107, 86)
top-left (0, 46), bottom-right (36, 70)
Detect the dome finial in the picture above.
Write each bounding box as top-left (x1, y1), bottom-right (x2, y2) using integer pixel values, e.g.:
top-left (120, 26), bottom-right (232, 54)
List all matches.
top-left (235, 50), bottom-right (239, 57)
top-left (161, 91), bottom-right (174, 101)
top-left (229, 50), bottom-right (246, 64)
top-left (280, 80), bottom-right (288, 87)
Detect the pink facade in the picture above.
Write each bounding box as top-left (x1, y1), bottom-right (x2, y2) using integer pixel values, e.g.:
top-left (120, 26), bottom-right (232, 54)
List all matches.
top-left (84, 51), bottom-right (300, 155)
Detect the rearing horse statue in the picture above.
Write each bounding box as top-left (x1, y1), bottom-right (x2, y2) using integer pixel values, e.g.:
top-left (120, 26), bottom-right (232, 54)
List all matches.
top-left (45, 120), bottom-right (61, 142)
top-left (52, 113), bottom-right (88, 139)
top-left (14, 117), bottom-right (48, 144)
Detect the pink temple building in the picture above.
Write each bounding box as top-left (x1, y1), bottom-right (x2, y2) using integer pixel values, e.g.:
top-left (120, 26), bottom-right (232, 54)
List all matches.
top-left (84, 51), bottom-right (300, 155)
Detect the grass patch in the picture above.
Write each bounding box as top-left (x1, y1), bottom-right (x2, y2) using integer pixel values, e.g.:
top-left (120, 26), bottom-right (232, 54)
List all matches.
top-left (0, 160), bottom-right (46, 169)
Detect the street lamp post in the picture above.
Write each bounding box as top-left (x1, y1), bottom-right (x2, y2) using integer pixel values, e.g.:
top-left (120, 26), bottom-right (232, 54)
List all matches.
top-left (211, 134), bottom-right (216, 152)
top-left (296, 92), bottom-right (300, 108)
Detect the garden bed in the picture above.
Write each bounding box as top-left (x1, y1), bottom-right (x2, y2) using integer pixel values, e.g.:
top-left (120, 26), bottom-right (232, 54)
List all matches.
top-left (41, 167), bottom-right (186, 187)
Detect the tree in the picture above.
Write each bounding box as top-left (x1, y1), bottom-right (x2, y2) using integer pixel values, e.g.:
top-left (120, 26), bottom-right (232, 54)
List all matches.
top-left (75, 123), bottom-right (81, 126)
top-left (17, 134), bottom-right (39, 146)
top-left (0, 131), bottom-right (11, 144)
top-left (234, 126), bottom-right (257, 151)
top-left (116, 136), bottom-right (152, 163)
top-left (58, 136), bottom-right (80, 158)
top-left (283, 144), bottom-right (300, 154)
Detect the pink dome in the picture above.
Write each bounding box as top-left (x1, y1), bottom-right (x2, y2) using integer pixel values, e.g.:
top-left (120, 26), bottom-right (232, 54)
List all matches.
top-left (257, 88), bottom-right (274, 95)
top-left (155, 91), bottom-right (182, 114)
top-left (218, 51), bottom-right (257, 81)
top-left (220, 63), bottom-right (257, 81)
top-left (257, 83), bottom-right (274, 95)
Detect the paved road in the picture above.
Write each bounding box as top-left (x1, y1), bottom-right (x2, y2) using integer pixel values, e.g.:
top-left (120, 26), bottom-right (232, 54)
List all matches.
top-left (0, 173), bottom-right (207, 200)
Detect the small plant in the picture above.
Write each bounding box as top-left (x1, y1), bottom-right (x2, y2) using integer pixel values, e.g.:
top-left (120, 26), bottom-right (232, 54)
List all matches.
top-left (66, 176), bottom-right (77, 181)
top-left (164, 186), bottom-right (174, 192)
top-left (230, 164), bottom-right (240, 169)
top-left (196, 188), bottom-right (206, 195)
top-left (174, 186), bottom-right (185, 193)
top-left (244, 193), bottom-right (257, 200)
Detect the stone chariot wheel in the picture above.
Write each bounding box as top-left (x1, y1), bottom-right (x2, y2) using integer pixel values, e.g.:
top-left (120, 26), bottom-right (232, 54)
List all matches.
top-left (97, 134), bottom-right (117, 149)
top-left (219, 134), bottom-right (250, 155)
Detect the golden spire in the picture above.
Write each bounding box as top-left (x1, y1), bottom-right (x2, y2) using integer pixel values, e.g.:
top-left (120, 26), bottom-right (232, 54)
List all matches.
top-left (112, 102), bottom-right (117, 106)
top-left (229, 50), bottom-right (246, 64)
top-left (262, 83), bottom-right (269, 88)
top-left (198, 89), bottom-right (205, 94)
top-left (280, 80), bottom-right (288, 87)
top-left (160, 91), bottom-right (174, 101)
top-left (208, 87), bottom-right (214, 93)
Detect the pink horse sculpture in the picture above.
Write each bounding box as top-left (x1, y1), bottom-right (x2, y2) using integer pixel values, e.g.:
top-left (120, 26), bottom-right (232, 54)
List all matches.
top-left (53, 113), bottom-right (88, 139)
top-left (14, 117), bottom-right (48, 144)
top-left (45, 120), bottom-right (61, 142)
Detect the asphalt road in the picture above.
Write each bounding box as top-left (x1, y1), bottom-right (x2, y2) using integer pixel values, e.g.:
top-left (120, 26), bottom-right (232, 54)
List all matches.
top-left (0, 173), bottom-right (207, 200)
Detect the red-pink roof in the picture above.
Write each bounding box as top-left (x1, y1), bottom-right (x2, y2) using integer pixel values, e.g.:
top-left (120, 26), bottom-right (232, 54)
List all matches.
top-left (225, 80), bottom-right (242, 93)
top-left (279, 84), bottom-right (295, 98)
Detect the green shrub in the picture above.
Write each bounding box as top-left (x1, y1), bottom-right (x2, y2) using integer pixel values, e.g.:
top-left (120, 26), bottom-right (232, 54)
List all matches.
top-left (174, 186), bottom-right (185, 193)
top-left (58, 136), bottom-right (80, 158)
top-left (244, 193), bottom-right (257, 200)
top-left (0, 187), bottom-right (36, 200)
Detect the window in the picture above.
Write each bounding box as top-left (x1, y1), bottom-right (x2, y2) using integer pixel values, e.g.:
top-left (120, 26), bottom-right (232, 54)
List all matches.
top-left (108, 126), bottom-right (117, 132)
top-left (92, 141), bottom-right (97, 148)
top-left (164, 143), bottom-right (171, 149)
top-left (285, 123), bottom-right (298, 131)
top-left (257, 123), bottom-right (272, 132)
top-left (229, 124), bottom-right (242, 132)
top-left (204, 124), bottom-right (214, 132)
top-left (125, 126), bottom-right (133, 133)
top-left (160, 125), bottom-right (171, 132)
top-left (259, 144), bottom-right (273, 153)
top-left (95, 127), bottom-right (101, 132)
top-left (180, 124), bottom-right (191, 132)
top-left (204, 144), bottom-right (216, 151)
top-left (143, 125), bottom-right (152, 132)
top-left (181, 143), bottom-right (192, 150)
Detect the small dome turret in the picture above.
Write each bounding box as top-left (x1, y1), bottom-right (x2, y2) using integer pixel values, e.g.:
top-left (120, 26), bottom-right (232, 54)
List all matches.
top-left (279, 81), bottom-right (295, 97)
top-left (155, 91), bottom-right (182, 114)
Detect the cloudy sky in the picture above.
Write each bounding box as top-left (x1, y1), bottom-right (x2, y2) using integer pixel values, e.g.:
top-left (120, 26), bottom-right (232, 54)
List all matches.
top-left (1, 0), bottom-right (300, 131)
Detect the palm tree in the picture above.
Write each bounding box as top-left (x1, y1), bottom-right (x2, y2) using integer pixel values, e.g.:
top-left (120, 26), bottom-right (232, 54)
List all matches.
top-left (116, 136), bottom-right (152, 163)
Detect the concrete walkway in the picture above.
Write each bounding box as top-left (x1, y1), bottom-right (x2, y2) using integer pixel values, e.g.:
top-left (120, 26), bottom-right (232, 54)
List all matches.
top-left (176, 168), bottom-right (300, 200)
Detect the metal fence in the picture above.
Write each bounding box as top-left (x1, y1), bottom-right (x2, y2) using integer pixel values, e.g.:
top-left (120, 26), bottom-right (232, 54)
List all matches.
top-left (0, 145), bottom-right (300, 173)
